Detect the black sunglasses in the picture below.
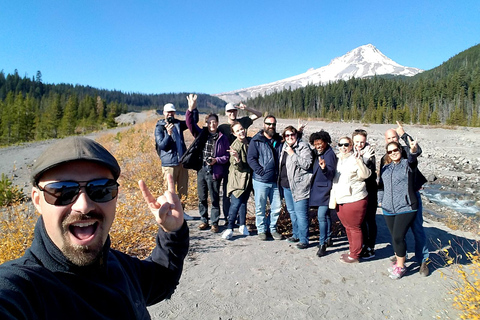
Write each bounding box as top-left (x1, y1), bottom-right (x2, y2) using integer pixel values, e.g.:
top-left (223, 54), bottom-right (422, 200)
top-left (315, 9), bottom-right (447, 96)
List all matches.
top-left (338, 143), bottom-right (350, 147)
top-left (264, 122), bottom-right (276, 127)
top-left (387, 148), bottom-right (400, 155)
top-left (37, 179), bottom-right (119, 206)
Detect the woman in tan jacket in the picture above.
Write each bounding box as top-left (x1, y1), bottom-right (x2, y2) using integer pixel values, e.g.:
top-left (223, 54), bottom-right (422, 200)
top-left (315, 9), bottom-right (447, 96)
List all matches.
top-left (330, 136), bottom-right (372, 263)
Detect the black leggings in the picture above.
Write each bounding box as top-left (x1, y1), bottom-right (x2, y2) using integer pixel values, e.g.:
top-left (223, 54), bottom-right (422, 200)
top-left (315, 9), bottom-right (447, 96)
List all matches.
top-left (384, 211), bottom-right (417, 258)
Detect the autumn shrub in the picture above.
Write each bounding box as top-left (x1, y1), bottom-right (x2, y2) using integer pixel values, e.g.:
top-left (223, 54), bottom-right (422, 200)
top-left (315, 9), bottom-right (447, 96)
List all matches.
top-left (0, 173), bottom-right (25, 207)
top-left (0, 204), bottom-right (36, 264)
top-left (441, 241), bottom-right (480, 319)
top-left (98, 118), bottom-right (200, 258)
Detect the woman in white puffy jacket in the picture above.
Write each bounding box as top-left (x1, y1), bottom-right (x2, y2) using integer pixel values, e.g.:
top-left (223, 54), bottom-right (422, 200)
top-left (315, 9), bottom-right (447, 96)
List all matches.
top-left (330, 136), bottom-right (372, 263)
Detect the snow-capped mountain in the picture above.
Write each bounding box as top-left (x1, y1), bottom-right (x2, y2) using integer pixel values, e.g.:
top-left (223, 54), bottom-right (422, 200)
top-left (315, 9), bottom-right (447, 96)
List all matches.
top-left (214, 44), bottom-right (423, 104)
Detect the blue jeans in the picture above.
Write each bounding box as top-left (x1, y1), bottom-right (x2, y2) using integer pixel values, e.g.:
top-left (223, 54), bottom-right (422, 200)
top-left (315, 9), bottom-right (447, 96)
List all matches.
top-left (283, 188), bottom-right (309, 244)
top-left (411, 191), bottom-right (429, 263)
top-left (227, 187), bottom-right (251, 230)
top-left (252, 179), bottom-right (281, 234)
top-left (317, 206), bottom-right (332, 246)
top-left (197, 166), bottom-right (221, 225)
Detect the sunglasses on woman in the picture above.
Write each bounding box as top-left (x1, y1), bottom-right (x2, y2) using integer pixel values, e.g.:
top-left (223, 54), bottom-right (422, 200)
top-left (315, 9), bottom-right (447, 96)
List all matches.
top-left (338, 143), bottom-right (350, 147)
top-left (36, 179), bottom-right (119, 206)
top-left (387, 148), bottom-right (400, 155)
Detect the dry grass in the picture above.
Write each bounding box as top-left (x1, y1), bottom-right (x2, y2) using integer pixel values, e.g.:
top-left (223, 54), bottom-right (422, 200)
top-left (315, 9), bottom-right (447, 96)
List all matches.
top-left (440, 241), bottom-right (480, 319)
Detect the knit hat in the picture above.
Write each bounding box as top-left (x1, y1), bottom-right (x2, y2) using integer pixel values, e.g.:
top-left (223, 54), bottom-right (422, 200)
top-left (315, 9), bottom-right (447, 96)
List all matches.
top-left (31, 137), bottom-right (121, 183)
top-left (163, 103), bottom-right (176, 112)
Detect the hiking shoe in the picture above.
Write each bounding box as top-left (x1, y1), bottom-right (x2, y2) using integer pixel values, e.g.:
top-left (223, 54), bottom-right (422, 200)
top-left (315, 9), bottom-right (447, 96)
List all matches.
top-left (198, 222), bottom-right (210, 230)
top-left (360, 247), bottom-right (375, 260)
top-left (389, 265), bottom-right (406, 280)
top-left (258, 233), bottom-right (267, 241)
top-left (211, 224), bottom-right (219, 233)
top-left (340, 253), bottom-right (359, 264)
top-left (296, 242), bottom-right (308, 249)
top-left (316, 244), bottom-right (327, 257)
top-left (287, 236), bottom-right (299, 243)
top-left (221, 229), bottom-right (233, 240)
top-left (183, 212), bottom-right (193, 221)
top-left (387, 262), bottom-right (396, 273)
top-left (271, 231), bottom-right (283, 240)
top-left (419, 262), bottom-right (430, 277)
top-left (239, 225), bottom-right (250, 236)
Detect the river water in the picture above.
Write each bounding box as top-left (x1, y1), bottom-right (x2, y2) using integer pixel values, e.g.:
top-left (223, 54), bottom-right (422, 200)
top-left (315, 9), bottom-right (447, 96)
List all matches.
top-left (421, 184), bottom-right (480, 216)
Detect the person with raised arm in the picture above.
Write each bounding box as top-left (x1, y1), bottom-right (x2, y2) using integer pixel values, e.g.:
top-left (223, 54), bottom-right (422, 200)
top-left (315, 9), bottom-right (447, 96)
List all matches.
top-left (183, 94), bottom-right (230, 233)
top-left (380, 121), bottom-right (429, 276)
top-left (0, 137), bottom-right (188, 319)
top-left (378, 137), bottom-right (420, 279)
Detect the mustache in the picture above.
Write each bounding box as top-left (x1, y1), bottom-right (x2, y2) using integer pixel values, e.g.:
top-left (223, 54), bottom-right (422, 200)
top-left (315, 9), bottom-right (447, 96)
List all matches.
top-left (62, 212), bottom-right (104, 226)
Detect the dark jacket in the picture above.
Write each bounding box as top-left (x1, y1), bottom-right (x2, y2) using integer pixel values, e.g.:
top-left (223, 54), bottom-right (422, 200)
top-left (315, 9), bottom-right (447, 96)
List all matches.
top-left (247, 130), bottom-right (283, 183)
top-left (378, 152), bottom-right (419, 214)
top-left (309, 145), bottom-right (337, 207)
top-left (154, 118), bottom-right (188, 167)
top-left (182, 109), bottom-right (230, 180)
top-left (0, 217), bottom-right (189, 320)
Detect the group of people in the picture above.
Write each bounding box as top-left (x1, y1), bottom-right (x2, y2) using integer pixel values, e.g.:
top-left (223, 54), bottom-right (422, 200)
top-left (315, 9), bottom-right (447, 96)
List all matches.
top-left (154, 95), bottom-right (430, 281)
top-left (0, 97), bottom-right (432, 318)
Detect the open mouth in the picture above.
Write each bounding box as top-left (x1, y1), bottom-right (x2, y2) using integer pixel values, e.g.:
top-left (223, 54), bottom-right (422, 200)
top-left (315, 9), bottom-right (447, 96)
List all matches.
top-left (69, 221), bottom-right (99, 243)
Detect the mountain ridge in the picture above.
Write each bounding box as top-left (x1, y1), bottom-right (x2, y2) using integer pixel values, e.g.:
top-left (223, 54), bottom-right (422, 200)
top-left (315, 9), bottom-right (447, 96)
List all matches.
top-left (214, 44), bottom-right (423, 104)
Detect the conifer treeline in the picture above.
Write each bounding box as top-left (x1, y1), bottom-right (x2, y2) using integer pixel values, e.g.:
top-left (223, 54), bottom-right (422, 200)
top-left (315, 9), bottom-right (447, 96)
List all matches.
top-left (0, 70), bottom-right (225, 146)
top-left (0, 71), bottom-right (128, 146)
top-left (246, 44), bottom-right (480, 127)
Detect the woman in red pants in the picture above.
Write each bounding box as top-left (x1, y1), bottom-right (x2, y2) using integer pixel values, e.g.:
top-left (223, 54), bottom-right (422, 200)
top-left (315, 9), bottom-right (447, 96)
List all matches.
top-left (330, 136), bottom-right (372, 263)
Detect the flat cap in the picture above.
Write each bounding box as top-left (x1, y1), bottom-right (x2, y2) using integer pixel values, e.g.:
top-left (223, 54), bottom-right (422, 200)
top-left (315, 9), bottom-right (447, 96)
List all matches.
top-left (31, 137), bottom-right (121, 183)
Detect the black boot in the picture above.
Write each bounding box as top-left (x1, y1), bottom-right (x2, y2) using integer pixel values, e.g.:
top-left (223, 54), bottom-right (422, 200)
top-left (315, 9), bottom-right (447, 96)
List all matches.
top-left (316, 244), bottom-right (327, 257)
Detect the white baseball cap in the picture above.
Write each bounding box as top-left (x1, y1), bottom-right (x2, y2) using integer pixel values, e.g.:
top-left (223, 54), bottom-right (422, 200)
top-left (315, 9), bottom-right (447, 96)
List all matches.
top-left (163, 103), bottom-right (176, 112)
top-left (225, 103), bottom-right (236, 112)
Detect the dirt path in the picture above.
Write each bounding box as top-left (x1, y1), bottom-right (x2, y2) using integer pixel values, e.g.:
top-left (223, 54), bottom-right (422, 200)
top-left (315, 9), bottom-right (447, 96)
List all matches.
top-left (148, 209), bottom-right (476, 319)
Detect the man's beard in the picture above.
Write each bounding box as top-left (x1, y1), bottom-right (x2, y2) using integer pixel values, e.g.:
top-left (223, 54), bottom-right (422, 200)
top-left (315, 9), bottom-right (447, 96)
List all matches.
top-left (265, 128), bottom-right (275, 137)
top-left (61, 213), bottom-right (105, 267)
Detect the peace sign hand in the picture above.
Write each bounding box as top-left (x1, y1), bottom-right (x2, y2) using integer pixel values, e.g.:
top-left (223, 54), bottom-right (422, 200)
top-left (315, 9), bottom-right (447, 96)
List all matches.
top-left (138, 174), bottom-right (184, 232)
top-left (407, 136), bottom-right (418, 154)
top-left (395, 121), bottom-right (405, 137)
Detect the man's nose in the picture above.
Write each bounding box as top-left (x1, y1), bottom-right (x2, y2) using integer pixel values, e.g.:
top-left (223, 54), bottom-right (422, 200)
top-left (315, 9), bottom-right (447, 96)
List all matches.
top-left (71, 188), bottom-right (96, 213)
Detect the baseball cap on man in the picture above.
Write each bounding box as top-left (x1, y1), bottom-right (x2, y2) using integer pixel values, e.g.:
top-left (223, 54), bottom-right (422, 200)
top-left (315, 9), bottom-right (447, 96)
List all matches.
top-left (225, 103), bottom-right (236, 112)
top-left (31, 137), bottom-right (121, 183)
top-left (163, 103), bottom-right (176, 112)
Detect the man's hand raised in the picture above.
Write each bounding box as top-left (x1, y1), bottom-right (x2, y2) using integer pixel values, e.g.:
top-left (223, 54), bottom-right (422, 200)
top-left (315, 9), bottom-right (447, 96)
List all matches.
top-left (186, 94), bottom-right (197, 111)
top-left (139, 174), bottom-right (184, 232)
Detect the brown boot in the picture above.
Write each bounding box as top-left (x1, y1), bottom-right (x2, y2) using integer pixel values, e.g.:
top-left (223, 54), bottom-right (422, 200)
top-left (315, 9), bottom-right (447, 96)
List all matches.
top-left (198, 222), bottom-right (210, 230)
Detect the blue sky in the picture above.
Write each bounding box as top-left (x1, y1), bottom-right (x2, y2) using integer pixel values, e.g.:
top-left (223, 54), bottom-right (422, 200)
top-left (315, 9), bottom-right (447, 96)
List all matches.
top-left (1, 1), bottom-right (479, 95)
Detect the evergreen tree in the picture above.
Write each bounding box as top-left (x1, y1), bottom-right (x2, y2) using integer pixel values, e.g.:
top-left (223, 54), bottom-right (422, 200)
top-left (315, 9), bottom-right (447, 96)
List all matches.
top-left (58, 94), bottom-right (78, 137)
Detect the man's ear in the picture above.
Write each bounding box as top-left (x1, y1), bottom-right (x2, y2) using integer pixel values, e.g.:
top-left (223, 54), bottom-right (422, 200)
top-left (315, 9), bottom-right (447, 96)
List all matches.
top-left (31, 187), bottom-right (43, 214)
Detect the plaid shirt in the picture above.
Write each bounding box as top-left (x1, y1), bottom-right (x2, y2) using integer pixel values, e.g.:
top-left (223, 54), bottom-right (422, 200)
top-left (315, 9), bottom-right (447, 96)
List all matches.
top-left (203, 132), bottom-right (219, 165)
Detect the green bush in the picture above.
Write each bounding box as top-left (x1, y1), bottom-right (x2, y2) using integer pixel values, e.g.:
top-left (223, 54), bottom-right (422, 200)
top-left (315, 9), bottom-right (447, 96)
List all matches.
top-left (0, 173), bottom-right (25, 207)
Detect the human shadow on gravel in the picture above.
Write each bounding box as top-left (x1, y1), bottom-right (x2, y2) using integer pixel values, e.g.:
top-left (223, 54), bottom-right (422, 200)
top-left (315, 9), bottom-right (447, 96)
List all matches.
top-left (373, 213), bottom-right (478, 273)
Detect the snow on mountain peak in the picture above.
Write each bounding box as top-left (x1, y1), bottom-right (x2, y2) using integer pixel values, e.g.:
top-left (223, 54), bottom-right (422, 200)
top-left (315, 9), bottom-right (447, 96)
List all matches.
top-left (214, 44), bottom-right (423, 104)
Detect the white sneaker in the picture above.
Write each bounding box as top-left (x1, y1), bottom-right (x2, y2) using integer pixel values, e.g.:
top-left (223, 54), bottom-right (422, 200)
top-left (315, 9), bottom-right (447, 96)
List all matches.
top-left (222, 229), bottom-right (233, 240)
top-left (239, 225), bottom-right (250, 236)
top-left (183, 213), bottom-right (193, 221)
